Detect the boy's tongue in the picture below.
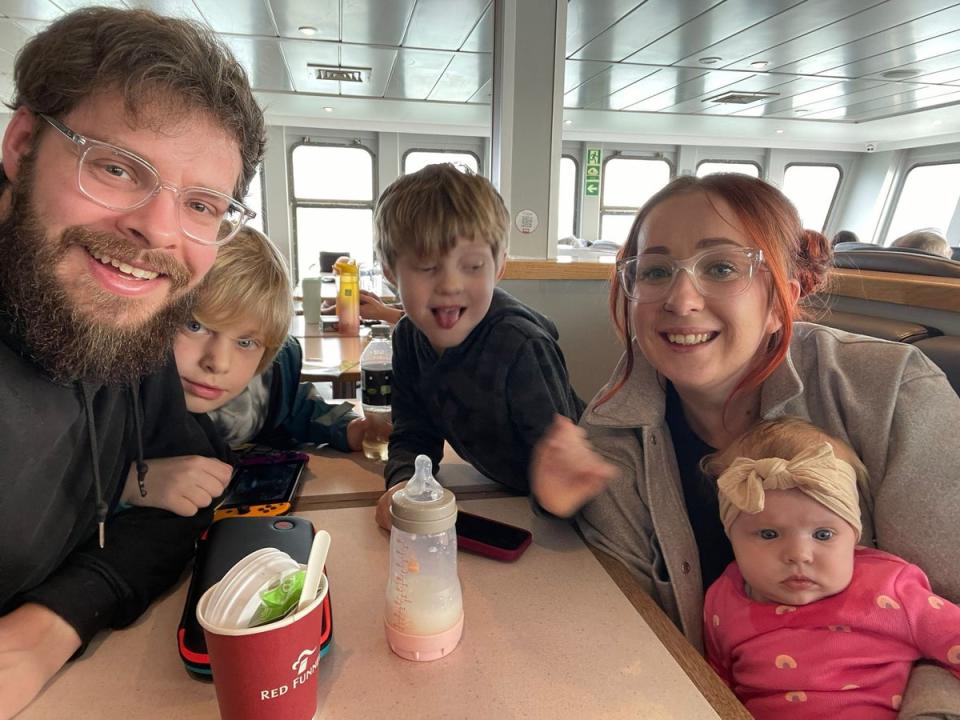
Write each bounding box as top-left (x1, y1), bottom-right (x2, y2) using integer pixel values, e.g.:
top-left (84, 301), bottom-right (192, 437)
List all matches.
top-left (434, 307), bottom-right (461, 329)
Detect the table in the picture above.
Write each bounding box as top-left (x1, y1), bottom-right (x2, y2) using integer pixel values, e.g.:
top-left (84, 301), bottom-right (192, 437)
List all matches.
top-left (297, 442), bottom-right (503, 508)
top-left (290, 316), bottom-right (370, 397)
top-left (20, 498), bottom-right (746, 719)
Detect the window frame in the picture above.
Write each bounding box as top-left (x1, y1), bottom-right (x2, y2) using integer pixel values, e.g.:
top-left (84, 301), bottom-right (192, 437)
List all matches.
top-left (401, 147), bottom-right (482, 175)
top-left (559, 153), bottom-right (580, 240)
top-left (883, 160), bottom-right (960, 245)
top-left (695, 159), bottom-right (762, 178)
top-left (782, 162), bottom-right (843, 233)
top-left (599, 155), bottom-right (674, 242)
top-left (287, 139), bottom-right (377, 284)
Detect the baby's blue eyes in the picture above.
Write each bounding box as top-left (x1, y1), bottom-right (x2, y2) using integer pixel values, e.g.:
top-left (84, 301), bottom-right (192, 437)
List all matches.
top-left (758, 529), bottom-right (778, 540)
top-left (756, 528), bottom-right (836, 541)
top-left (813, 528), bottom-right (835, 541)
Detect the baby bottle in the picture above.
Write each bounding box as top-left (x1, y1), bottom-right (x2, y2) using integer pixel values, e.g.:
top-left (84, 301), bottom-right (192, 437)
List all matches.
top-left (384, 455), bottom-right (463, 661)
top-left (334, 257), bottom-right (360, 336)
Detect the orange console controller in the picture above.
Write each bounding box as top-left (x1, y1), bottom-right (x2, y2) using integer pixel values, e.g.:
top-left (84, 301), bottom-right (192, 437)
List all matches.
top-left (214, 502), bottom-right (292, 523)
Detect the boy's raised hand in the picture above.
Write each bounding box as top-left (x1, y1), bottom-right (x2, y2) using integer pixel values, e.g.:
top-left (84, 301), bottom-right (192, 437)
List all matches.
top-left (120, 456), bottom-right (233, 517)
top-left (531, 415), bottom-right (617, 517)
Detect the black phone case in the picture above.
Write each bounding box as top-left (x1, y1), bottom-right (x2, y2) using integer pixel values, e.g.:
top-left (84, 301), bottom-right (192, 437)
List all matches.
top-left (456, 511), bottom-right (533, 562)
top-left (177, 516), bottom-right (333, 676)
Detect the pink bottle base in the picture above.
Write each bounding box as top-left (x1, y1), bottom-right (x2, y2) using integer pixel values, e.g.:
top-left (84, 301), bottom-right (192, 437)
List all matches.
top-left (385, 613), bottom-right (464, 661)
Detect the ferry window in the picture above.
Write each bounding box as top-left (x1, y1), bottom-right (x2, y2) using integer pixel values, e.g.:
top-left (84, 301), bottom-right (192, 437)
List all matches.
top-left (783, 164), bottom-right (841, 232)
top-left (558, 155), bottom-right (578, 240)
top-left (404, 150), bottom-right (479, 175)
top-left (600, 157), bottom-right (671, 244)
top-left (290, 144), bottom-right (375, 282)
top-left (243, 165), bottom-right (264, 234)
top-left (885, 163), bottom-right (960, 245)
top-left (696, 161), bottom-right (760, 178)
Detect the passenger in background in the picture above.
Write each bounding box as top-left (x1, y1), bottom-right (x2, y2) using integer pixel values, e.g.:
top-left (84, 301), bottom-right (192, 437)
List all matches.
top-left (122, 226), bottom-right (367, 516)
top-left (372, 163), bottom-right (584, 529)
top-left (530, 173), bottom-right (960, 714)
top-left (359, 288), bottom-right (404, 324)
top-left (890, 229), bottom-right (952, 258)
top-left (831, 229), bottom-right (860, 247)
top-left (702, 417), bottom-right (960, 720)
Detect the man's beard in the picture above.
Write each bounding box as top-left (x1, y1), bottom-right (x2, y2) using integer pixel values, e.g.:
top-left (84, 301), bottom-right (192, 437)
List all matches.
top-left (0, 157), bottom-right (198, 385)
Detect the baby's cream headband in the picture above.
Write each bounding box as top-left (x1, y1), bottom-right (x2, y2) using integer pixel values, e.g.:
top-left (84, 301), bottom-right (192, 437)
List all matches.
top-left (717, 442), bottom-right (862, 540)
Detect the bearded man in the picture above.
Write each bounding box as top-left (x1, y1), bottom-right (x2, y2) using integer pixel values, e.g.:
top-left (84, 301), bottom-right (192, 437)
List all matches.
top-left (0, 8), bottom-right (265, 717)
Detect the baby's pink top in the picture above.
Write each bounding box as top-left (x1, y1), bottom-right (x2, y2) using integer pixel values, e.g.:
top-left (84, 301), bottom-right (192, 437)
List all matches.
top-left (704, 547), bottom-right (960, 720)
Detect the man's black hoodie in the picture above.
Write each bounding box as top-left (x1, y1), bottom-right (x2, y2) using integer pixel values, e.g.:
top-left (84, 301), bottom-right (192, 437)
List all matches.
top-left (385, 288), bottom-right (584, 492)
top-left (0, 319), bottom-right (227, 645)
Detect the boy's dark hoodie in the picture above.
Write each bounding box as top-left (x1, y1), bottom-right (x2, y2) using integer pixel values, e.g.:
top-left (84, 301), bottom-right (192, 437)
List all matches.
top-left (386, 288), bottom-right (584, 492)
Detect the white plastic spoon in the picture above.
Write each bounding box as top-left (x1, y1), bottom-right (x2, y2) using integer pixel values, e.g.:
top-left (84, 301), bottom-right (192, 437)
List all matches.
top-left (298, 530), bottom-right (331, 613)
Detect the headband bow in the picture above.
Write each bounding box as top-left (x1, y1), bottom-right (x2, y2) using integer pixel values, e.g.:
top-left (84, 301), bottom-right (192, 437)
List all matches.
top-left (717, 442), bottom-right (861, 540)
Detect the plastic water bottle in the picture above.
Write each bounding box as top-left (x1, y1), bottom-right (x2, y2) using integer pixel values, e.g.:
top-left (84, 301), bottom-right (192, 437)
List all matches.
top-left (360, 324), bottom-right (393, 461)
top-left (384, 455), bottom-right (463, 661)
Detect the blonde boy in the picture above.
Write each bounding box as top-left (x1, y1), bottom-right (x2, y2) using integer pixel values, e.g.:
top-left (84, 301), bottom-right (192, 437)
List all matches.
top-left (122, 226), bottom-right (366, 515)
top-left (374, 164), bottom-right (583, 524)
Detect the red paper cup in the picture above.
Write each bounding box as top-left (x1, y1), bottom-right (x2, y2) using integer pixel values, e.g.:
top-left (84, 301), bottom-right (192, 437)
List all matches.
top-left (197, 575), bottom-right (329, 720)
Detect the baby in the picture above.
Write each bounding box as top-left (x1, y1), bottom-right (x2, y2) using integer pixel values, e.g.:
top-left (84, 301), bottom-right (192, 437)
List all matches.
top-left (703, 417), bottom-right (960, 720)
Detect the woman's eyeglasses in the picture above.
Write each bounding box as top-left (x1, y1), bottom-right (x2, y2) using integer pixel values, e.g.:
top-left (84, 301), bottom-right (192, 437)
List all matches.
top-left (617, 247), bottom-right (764, 303)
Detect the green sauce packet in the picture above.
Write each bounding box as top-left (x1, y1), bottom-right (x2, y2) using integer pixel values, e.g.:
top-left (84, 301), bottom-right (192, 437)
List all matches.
top-left (248, 569), bottom-right (306, 628)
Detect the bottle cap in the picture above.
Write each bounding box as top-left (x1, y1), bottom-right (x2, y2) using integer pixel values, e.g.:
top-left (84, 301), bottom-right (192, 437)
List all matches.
top-left (390, 455), bottom-right (456, 534)
top-left (370, 324), bottom-right (392, 338)
top-left (334, 257), bottom-right (358, 276)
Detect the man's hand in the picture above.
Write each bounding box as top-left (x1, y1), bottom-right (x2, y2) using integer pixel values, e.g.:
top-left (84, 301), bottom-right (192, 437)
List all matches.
top-left (358, 290), bottom-right (404, 324)
top-left (0, 604), bottom-right (81, 719)
top-left (345, 416), bottom-right (370, 452)
top-left (531, 415), bottom-right (617, 517)
top-left (120, 455), bottom-right (233, 516)
top-left (375, 483), bottom-right (406, 531)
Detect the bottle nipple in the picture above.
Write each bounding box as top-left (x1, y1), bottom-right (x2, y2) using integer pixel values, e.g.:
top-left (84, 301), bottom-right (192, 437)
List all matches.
top-left (403, 455), bottom-right (443, 502)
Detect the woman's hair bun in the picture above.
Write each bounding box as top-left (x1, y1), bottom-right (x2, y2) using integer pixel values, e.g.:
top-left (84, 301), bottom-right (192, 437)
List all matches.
top-left (795, 229), bottom-right (832, 298)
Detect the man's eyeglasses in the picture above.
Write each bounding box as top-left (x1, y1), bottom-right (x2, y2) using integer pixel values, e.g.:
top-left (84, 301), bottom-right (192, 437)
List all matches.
top-left (617, 247), bottom-right (764, 303)
top-left (39, 113), bottom-right (255, 246)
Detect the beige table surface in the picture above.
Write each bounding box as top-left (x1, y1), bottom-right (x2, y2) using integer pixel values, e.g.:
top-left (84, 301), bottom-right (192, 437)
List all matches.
top-left (298, 442), bottom-right (501, 507)
top-left (20, 498), bottom-right (732, 720)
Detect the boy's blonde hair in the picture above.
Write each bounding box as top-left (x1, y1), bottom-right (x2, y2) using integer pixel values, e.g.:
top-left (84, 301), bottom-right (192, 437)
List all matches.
top-left (702, 417), bottom-right (869, 490)
top-left (194, 225), bottom-right (293, 373)
top-left (374, 163), bottom-right (509, 271)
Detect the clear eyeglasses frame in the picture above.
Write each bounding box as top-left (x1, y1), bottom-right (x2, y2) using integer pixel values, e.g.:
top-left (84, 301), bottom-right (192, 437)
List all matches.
top-left (616, 246), bottom-right (765, 303)
top-left (38, 113), bottom-right (255, 246)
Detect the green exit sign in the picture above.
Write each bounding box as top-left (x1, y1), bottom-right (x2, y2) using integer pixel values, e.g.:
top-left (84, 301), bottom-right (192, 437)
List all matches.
top-left (585, 148), bottom-right (601, 196)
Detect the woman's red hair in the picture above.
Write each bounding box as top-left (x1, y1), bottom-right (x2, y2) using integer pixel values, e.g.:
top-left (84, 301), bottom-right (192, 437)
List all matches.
top-left (597, 174), bottom-right (831, 408)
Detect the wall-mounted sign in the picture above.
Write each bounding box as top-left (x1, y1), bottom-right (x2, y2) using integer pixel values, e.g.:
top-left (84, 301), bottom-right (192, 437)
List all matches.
top-left (515, 209), bottom-right (540, 234)
top-left (585, 148), bottom-right (601, 196)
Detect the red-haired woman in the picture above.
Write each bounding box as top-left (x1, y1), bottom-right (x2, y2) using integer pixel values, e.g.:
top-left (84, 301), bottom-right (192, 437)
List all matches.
top-left (531, 174), bottom-right (960, 710)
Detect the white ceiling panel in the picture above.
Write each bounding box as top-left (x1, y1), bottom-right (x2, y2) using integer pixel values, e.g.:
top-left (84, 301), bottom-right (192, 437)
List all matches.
top-left (808, 85), bottom-right (960, 119)
top-left (636, 69), bottom-right (762, 112)
top-left (831, 29), bottom-right (960, 77)
top-left (736, 0), bottom-right (960, 75)
top-left (403, 0), bottom-right (489, 51)
top-left (915, 65), bottom-right (960, 84)
top-left (564, 59), bottom-right (613, 94)
top-left (564, 63), bottom-right (659, 108)
top-left (784, 80), bottom-right (954, 116)
top-left (339, 44), bottom-right (398, 96)
top-left (278, 37), bottom-right (339, 93)
top-left (467, 76), bottom-right (491, 104)
top-left (221, 35), bottom-right (292, 92)
top-left (623, 0), bottom-right (802, 67)
top-left (601, 67), bottom-right (707, 111)
top-left (460, 3), bottom-right (492, 53)
top-left (0, 16), bottom-right (28, 48)
top-left (429, 51), bottom-right (490, 102)
top-left (565, 0), bottom-right (643, 56)
top-left (696, 76), bottom-right (838, 116)
top-left (194, 0), bottom-right (278, 36)
top-left (0, 0), bottom-right (60, 20)
top-left (384, 48), bottom-right (453, 100)
top-left (342, 0), bottom-right (414, 46)
top-left (749, 78), bottom-right (885, 115)
top-left (665, 72), bottom-right (802, 113)
top-left (270, 0), bottom-right (339, 41)
top-left (572, 0), bottom-right (722, 63)
top-left (673, 0), bottom-right (883, 68)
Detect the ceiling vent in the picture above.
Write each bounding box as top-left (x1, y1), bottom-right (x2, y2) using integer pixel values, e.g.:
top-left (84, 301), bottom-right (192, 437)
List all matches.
top-left (309, 64), bottom-right (371, 83)
top-left (705, 91), bottom-right (779, 105)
